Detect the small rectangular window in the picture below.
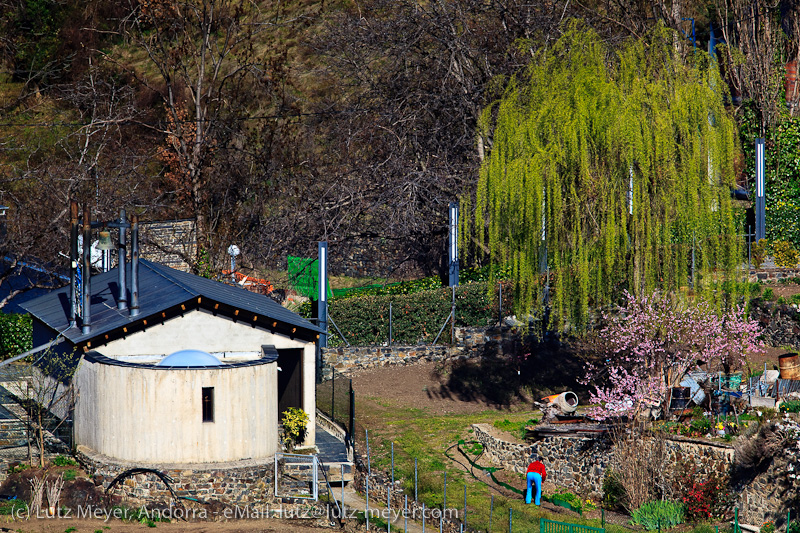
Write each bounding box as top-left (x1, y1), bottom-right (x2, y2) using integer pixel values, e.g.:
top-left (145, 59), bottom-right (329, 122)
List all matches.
top-left (202, 387), bottom-right (214, 423)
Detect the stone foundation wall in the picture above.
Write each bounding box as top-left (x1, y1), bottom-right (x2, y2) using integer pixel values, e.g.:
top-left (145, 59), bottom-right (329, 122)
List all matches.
top-left (75, 447), bottom-right (276, 508)
top-left (321, 325), bottom-right (521, 376)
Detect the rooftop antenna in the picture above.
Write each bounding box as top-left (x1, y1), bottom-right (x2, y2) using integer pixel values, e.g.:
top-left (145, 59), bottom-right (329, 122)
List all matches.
top-left (81, 205), bottom-right (92, 335)
top-left (69, 201), bottom-right (78, 328)
top-left (130, 215), bottom-right (140, 317)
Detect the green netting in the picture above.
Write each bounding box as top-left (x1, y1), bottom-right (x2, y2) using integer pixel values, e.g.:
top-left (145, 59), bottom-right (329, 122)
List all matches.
top-left (287, 256), bottom-right (332, 300)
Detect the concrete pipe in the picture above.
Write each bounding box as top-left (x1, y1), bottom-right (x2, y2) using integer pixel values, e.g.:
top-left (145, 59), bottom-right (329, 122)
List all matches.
top-left (542, 391), bottom-right (579, 413)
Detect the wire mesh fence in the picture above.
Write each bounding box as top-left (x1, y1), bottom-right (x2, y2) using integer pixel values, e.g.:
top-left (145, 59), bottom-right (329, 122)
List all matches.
top-left (316, 369), bottom-right (354, 448)
top-left (324, 282), bottom-right (515, 347)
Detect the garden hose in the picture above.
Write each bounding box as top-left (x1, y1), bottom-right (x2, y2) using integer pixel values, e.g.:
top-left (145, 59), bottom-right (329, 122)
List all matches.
top-left (445, 439), bottom-right (525, 496)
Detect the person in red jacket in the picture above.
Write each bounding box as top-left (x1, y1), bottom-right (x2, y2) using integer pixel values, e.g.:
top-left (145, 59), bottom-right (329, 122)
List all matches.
top-left (526, 458), bottom-right (547, 505)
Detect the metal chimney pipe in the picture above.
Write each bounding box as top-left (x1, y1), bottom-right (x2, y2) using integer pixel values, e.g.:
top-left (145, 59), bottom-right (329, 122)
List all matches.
top-left (69, 201), bottom-right (78, 328)
top-left (81, 206), bottom-right (92, 335)
top-left (117, 208), bottom-right (127, 310)
top-left (130, 214), bottom-right (139, 317)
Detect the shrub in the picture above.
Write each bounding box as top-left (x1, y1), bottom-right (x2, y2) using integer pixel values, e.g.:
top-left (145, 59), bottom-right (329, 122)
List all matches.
top-left (772, 240), bottom-right (800, 268)
top-left (550, 490), bottom-right (585, 513)
top-left (752, 240), bottom-right (768, 269)
top-left (631, 500), bottom-right (685, 530)
top-left (791, 294), bottom-right (800, 305)
top-left (0, 312), bottom-right (32, 359)
top-left (788, 520), bottom-right (800, 533)
top-left (689, 408), bottom-right (712, 436)
top-left (53, 455), bottom-right (77, 467)
top-left (280, 407), bottom-right (309, 450)
top-left (62, 469), bottom-right (77, 481)
top-left (675, 460), bottom-right (733, 521)
top-left (762, 287), bottom-right (775, 301)
top-left (602, 469), bottom-right (626, 511)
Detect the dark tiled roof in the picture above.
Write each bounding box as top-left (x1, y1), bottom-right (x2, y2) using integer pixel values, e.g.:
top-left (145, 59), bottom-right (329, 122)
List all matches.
top-left (21, 259), bottom-right (320, 344)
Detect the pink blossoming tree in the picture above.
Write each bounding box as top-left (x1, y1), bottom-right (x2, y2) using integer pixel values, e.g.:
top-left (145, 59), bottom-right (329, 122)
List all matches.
top-left (583, 292), bottom-right (764, 420)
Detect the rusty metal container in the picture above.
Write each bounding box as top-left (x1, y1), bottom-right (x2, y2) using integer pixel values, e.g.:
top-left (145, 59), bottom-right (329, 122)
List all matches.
top-left (779, 353), bottom-right (800, 380)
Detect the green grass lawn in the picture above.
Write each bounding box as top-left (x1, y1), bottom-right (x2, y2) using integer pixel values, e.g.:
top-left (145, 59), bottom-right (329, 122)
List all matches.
top-left (353, 396), bottom-right (633, 533)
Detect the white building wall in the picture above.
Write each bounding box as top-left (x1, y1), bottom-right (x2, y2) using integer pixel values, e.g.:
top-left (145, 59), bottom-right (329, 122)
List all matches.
top-left (100, 309), bottom-right (310, 355)
top-left (74, 359), bottom-right (279, 464)
top-left (94, 309), bottom-right (316, 447)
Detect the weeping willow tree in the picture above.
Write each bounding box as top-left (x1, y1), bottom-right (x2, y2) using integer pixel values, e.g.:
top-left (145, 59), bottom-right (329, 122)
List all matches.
top-left (464, 24), bottom-right (742, 332)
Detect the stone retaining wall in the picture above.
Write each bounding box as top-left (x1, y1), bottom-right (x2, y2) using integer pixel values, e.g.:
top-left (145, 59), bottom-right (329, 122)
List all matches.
top-left (472, 424), bottom-right (733, 497)
top-left (752, 302), bottom-right (800, 350)
top-left (750, 268), bottom-right (800, 282)
top-left (471, 424), bottom-right (800, 525)
top-left (321, 325), bottom-right (521, 376)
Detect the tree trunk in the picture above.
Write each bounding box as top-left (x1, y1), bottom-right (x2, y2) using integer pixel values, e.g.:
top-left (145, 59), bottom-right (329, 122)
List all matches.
top-left (37, 409), bottom-right (44, 468)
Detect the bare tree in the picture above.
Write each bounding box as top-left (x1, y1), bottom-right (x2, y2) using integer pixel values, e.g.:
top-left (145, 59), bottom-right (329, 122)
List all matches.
top-left (115, 0), bottom-right (272, 259)
top-left (715, 0), bottom-right (787, 133)
top-left (0, 348), bottom-right (78, 468)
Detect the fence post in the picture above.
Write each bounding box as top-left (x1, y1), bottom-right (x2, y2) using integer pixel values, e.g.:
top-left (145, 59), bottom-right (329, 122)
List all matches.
top-left (389, 302), bottom-right (393, 346)
top-left (349, 380), bottom-right (355, 450)
top-left (366, 477), bottom-right (370, 531)
top-left (489, 494), bottom-right (494, 533)
top-left (463, 484), bottom-right (467, 529)
top-left (450, 286), bottom-right (456, 344)
top-left (366, 429), bottom-right (371, 475)
top-left (414, 458), bottom-right (418, 502)
top-left (443, 472), bottom-right (447, 511)
top-left (405, 495), bottom-right (408, 533)
top-left (601, 508), bottom-right (605, 529)
top-left (391, 442), bottom-right (395, 485)
top-left (508, 507), bottom-right (512, 533)
top-left (331, 370), bottom-right (336, 421)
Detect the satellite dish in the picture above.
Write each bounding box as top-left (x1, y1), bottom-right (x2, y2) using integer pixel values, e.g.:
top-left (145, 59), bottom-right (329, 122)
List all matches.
top-left (228, 244), bottom-right (240, 257)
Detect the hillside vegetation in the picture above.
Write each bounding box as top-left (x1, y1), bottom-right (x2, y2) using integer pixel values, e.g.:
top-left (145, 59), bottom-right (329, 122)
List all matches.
top-left (0, 0), bottom-right (793, 294)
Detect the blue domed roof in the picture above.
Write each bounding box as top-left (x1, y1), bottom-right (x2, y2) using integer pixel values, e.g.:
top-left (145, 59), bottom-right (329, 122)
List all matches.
top-left (158, 349), bottom-right (222, 367)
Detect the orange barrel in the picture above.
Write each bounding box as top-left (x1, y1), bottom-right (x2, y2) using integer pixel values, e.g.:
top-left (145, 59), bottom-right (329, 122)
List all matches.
top-left (779, 353), bottom-right (800, 380)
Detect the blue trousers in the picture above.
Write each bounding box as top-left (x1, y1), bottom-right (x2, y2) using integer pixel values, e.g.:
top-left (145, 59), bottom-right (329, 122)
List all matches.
top-left (526, 472), bottom-right (542, 505)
